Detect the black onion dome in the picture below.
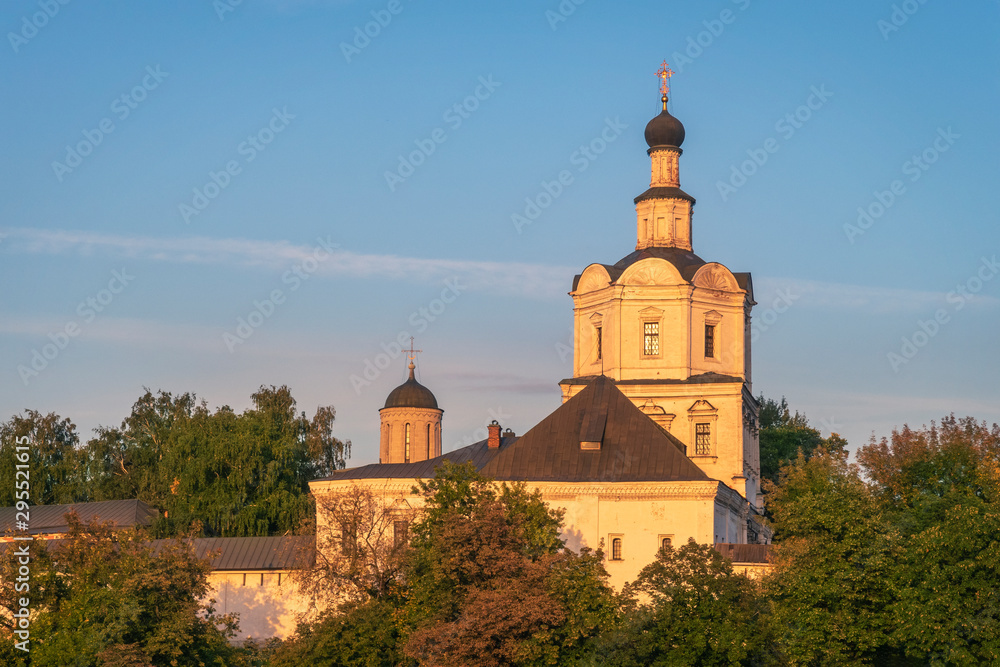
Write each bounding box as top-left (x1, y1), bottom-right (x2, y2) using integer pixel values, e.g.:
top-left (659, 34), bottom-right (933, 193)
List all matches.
top-left (644, 96), bottom-right (685, 148)
top-left (383, 363), bottom-right (438, 409)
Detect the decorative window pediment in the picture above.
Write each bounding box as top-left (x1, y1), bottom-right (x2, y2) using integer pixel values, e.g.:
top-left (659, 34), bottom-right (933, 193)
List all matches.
top-left (638, 306), bottom-right (664, 317)
top-left (688, 399), bottom-right (717, 414)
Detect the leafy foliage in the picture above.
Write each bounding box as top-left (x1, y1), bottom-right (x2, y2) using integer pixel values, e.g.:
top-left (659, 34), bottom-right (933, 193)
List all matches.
top-left (268, 597), bottom-right (407, 667)
top-left (1, 386), bottom-right (351, 538)
top-left (767, 417), bottom-right (1000, 665)
top-left (0, 516), bottom-right (247, 666)
top-left (594, 539), bottom-right (776, 667)
top-left (757, 395), bottom-right (847, 486)
top-left (0, 410), bottom-right (82, 506)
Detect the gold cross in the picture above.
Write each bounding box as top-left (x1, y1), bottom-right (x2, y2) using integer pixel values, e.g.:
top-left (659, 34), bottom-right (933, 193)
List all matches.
top-left (656, 60), bottom-right (674, 96)
top-left (405, 337), bottom-right (422, 364)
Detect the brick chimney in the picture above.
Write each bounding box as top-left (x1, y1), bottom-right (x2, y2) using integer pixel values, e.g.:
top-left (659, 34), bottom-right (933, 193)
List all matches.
top-left (487, 420), bottom-right (501, 449)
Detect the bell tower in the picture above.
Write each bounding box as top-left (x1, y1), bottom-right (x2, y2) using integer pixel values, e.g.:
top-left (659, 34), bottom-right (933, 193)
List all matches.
top-left (379, 342), bottom-right (442, 465)
top-left (559, 63), bottom-right (761, 508)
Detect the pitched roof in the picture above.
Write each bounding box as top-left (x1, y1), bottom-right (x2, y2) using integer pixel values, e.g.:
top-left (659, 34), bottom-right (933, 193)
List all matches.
top-left (480, 376), bottom-right (709, 482)
top-left (314, 437), bottom-right (508, 482)
top-left (150, 536), bottom-right (314, 570)
top-left (318, 377), bottom-right (709, 484)
top-left (0, 499), bottom-right (158, 536)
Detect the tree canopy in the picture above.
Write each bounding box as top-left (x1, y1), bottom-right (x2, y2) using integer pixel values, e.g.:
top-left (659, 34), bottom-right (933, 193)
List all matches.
top-left (0, 385), bottom-right (350, 537)
top-left (757, 395), bottom-right (847, 486)
top-left (0, 516), bottom-right (253, 667)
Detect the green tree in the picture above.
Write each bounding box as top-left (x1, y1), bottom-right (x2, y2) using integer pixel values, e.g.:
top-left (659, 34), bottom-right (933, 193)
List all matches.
top-left (402, 462), bottom-right (616, 666)
top-left (0, 515), bottom-right (245, 666)
top-left (765, 448), bottom-right (903, 665)
top-left (859, 416), bottom-right (1000, 665)
top-left (82, 385), bottom-right (351, 537)
top-left (757, 395), bottom-right (846, 486)
top-left (594, 539), bottom-right (775, 667)
top-left (268, 597), bottom-right (407, 667)
top-left (0, 410), bottom-right (83, 506)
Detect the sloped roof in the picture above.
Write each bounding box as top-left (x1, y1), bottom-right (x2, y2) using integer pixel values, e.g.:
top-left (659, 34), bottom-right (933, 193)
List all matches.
top-left (480, 376), bottom-right (709, 482)
top-left (314, 437), bottom-right (510, 482)
top-left (319, 377), bottom-right (709, 485)
top-left (0, 499), bottom-right (158, 536)
top-left (150, 536), bottom-right (314, 570)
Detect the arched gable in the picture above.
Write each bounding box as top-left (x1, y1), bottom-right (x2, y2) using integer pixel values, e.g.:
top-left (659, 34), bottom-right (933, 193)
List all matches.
top-left (692, 262), bottom-right (740, 292)
top-left (617, 257), bottom-right (684, 287)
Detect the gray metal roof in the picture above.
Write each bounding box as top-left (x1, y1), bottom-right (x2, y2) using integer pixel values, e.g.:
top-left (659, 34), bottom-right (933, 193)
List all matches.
top-left (480, 376), bottom-right (708, 483)
top-left (319, 376), bottom-right (709, 484)
top-left (0, 499), bottom-right (158, 536)
top-left (149, 536), bottom-right (314, 570)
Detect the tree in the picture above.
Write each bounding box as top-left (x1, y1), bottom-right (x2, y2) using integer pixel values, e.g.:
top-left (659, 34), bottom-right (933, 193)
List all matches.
top-left (765, 448), bottom-right (903, 665)
top-left (594, 539), bottom-right (775, 667)
top-left (402, 462), bottom-right (616, 666)
top-left (858, 417), bottom-right (1000, 665)
top-left (81, 385), bottom-right (351, 537)
top-left (300, 483), bottom-right (414, 606)
top-left (0, 410), bottom-right (83, 506)
top-left (757, 395), bottom-right (847, 486)
top-left (267, 597), bottom-right (407, 667)
top-left (0, 515), bottom-right (246, 666)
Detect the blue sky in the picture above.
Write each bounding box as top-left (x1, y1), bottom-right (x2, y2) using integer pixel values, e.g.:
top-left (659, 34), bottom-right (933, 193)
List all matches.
top-left (2, 0), bottom-right (999, 465)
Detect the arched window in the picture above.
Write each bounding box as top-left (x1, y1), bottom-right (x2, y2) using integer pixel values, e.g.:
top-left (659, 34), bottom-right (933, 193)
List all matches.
top-left (404, 423), bottom-right (411, 463)
top-left (611, 537), bottom-right (623, 561)
top-left (426, 423), bottom-right (431, 458)
top-left (661, 537), bottom-right (672, 551)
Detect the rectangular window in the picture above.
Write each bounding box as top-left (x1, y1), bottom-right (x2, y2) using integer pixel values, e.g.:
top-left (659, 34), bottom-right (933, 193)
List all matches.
top-left (596, 326), bottom-right (603, 360)
top-left (393, 520), bottom-right (409, 548)
top-left (341, 524), bottom-right (357, 558)
top-left (404, 423), bottom-right (411, 463)
top-left (643, 322), bottom-right (659, 356)
top-left (696, 423), bottom-right (711, 455)
top-left (705, 324), bottom-right (715, 358)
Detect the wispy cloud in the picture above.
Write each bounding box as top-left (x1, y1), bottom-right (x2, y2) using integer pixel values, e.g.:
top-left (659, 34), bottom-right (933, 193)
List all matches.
top-left (755, 277), bottom-right (1000, 314)
top-left (1, 227), bottom-right (572, 299)
top-left (8, 228), bottom-right (994, 311)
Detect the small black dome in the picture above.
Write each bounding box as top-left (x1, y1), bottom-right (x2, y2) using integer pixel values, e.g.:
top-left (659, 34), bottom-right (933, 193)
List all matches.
top-left (644, 96), bottom-right (685, 148)
top-left (383, 363), bottom-right (438, 409)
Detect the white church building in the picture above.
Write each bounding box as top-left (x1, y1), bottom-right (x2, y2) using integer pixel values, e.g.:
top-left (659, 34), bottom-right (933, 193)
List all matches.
top-left (310, 67), bottom-right (770, 592)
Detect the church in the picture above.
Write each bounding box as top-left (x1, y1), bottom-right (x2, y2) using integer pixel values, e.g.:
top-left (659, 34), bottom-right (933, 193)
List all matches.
top-left (310, 65), bottom-right (770, 591)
